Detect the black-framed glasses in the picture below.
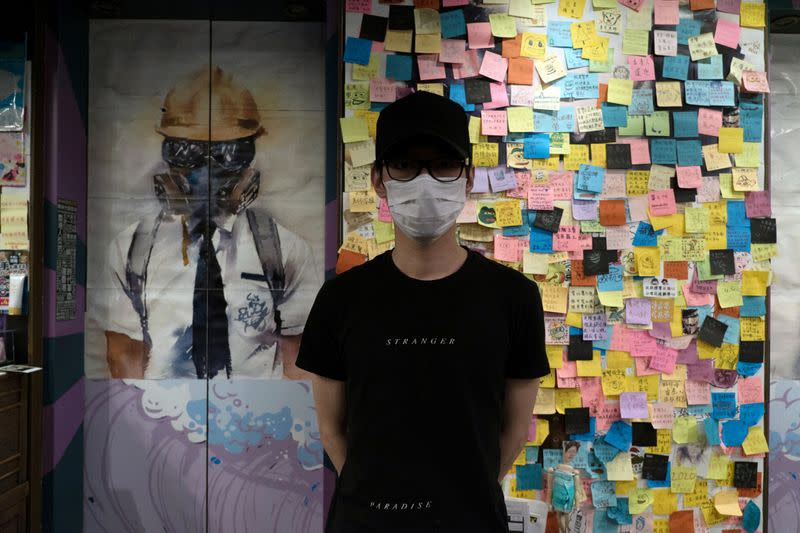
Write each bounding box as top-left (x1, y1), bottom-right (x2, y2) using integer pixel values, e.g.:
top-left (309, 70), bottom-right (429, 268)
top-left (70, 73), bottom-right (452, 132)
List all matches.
top-left (162, 136), bottom-right (256, 172)
top-left (380, 158), bottom-right (468, 182)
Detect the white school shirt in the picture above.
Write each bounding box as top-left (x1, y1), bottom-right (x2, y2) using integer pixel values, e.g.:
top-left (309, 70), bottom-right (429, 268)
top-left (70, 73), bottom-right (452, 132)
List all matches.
top-left (96, 208), bottom-right (321, 379)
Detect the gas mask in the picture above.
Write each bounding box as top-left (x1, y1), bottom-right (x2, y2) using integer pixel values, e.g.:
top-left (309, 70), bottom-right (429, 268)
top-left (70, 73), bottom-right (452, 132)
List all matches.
top-left (382, 173), bottom-right (467, 240)
top-left (154, 136), bottom-right (260, 217)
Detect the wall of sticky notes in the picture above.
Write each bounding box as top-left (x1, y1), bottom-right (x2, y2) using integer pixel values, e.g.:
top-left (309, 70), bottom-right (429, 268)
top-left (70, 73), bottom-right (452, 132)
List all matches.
top-left (340, 0), bottom-right (770, 530)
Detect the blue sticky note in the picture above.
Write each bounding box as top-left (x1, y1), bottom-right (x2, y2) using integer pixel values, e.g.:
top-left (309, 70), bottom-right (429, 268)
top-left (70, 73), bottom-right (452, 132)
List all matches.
top-left (663, 54), bottom-right (690, 81)
top-left (740, 403), bottom-right (765, 426)
top-left (593, 508), bottom-right (621, 533)
top-left (608, 498), bottom-right (632, 525)
top-left (594, 327), bottom-right (613, 351)
top-left (673, 111), bottom-right (698, 138)
top-left (587, 449), bottom-right (607, 479)
top-left (571, 417), bottom-right (596, 441)
top-left (543, 449), bottom-right (562, 470)
top-left (738, 362), bottom-right (762, 377)
top-left (548, 21), bottom-right (573, 47)
top-left (565, 48), bottom-right (590, 69)
top-left (552, 75), bottom-right (575, 99)
top-left (343, 37), bottom-right (372, 65)
top-left (533, 110), bottom-right (556, 132)
top-left (530, 226), bottom-right (554, 252)
top-left (677, 19), bottom-right (702, 45)
top-left (516, 463), bottom-right (543, 490)
top-left (647, 462), bottom-right (671, 488)
top-left (709, 81), bottom-right (735, 106)
top-left (370, 102), bottom-right (390, 112)
top-left (503, 224), bottom-right (530, 237)
top-left (448, 83), bottom-right (475, 112)
top-left (553, 108), bottom-right (576, 132)
top-left (598, 265), bottom-right (623, 292)
top-left (591, 481), bottom-right (617, 509)
top-left (721, 419), bottom-right (748, 446)
top-left (704, 418), bottom-right (721, 445)
top-left (385, 54), bottom-right (413, 80)
top-left (602, 103), bottom-right (628, 128)
top-left (684, 80), bottom-right (710, 106)
top-left (571, 73), bottom-right (599, 98)
top-left (569, 326), bottom-right (583, 336)
top-left (741, 107), bottom-right (764, 143)
top-left (593, 437), bottom-right (620, 464)
top-left (677, 139), bottom-right (702, 166)
top-left (716, 314), bottom-right (740, 345)
top-left (650, 139), bottom-right (677, 164)
top-left (743, 500), bottom-right (761, 533)
top-left (440, 9), bottom-right (466, 38)
top-left (630, 88), bottom-right (654, 116)
top-left (727, 200), bottom-right (750, 227)
top-left (633, 222), bottom-right (663, 247)
top-left (524, 134), bottom-right (551, 159)
top-left (577, 164), bottom-right (605, 193)
top-left (727, 226), bottom-right (752, 253)
top-left (697, 54), bottom-right (724, 80)
top-left (712, 392), bottom-right (737, 419)
top-left (571, 442), bottom-right (591, 470)
top-left (688, 404), bottom-right (712, 416)
top-left (741, 296), bottom-right (766, 317)
top-left (605, 421), bottom-right (632, 451)
top-left (525, 445), bottom-right (539, 463)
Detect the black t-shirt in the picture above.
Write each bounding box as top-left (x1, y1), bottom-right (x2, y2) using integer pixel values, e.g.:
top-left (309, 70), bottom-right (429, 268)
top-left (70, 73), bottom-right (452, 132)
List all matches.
top-left (295, 245), bottom-right (550, 533)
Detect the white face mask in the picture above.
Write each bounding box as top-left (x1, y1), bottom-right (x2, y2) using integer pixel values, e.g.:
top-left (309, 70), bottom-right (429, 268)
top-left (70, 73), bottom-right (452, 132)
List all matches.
top-left (383, 173), bottom-right (467, 240)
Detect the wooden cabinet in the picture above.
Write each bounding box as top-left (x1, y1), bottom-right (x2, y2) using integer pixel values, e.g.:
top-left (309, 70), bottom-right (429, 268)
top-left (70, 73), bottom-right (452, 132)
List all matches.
top-left (0, 372), bottom-right (28, 533)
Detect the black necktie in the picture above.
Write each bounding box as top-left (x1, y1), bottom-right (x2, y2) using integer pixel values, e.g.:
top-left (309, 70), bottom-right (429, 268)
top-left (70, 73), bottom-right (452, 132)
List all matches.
top-left (192, 219), bottom-right (232, 379)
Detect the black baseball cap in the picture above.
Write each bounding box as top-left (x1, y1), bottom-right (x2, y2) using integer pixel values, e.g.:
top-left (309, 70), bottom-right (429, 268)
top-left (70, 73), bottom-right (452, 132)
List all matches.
top-left (375, 90), bottom-right (470, 162)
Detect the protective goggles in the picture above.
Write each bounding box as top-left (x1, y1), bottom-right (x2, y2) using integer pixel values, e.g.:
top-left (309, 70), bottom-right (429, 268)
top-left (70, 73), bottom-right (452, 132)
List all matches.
top-left (161, 136), bottom-right (256, 172)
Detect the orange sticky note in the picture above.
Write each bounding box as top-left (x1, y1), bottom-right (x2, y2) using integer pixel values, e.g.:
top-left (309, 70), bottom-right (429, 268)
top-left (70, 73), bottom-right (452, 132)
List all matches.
top-left (336, 249), bottom-right (367, 274)
top-left (502, 34), bottom-right (522, 58)
top-left (599, 199), bottom-right (627, 226)
top-left (508, 57), bottom-right (534, 85)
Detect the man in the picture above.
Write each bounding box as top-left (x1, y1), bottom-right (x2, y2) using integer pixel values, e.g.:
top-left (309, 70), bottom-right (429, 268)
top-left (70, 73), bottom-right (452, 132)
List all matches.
top-left (95, 66), bottom-right (320, 380)
top-left (296, 91), bottom-right (550, 533)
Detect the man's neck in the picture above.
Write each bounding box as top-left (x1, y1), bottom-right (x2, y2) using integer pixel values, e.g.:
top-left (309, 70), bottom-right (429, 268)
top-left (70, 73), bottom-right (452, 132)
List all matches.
top-left (390, 227), bottom-right (467, 281)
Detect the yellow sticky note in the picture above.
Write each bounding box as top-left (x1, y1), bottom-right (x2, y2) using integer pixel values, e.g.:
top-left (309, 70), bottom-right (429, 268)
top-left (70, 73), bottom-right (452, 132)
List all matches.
top-left (670, 465), bottom-right (697, 494)
top-left (649, 429), bottom-right (672, 455)
top-left (563, 144), bottom-right (590, 170)
top-left (590, 143), bottom-right (606, 168)
top-left (602, 368), bottom-right (628, 396)
top-left (714, 490), bottom-right (743, 516)
top-left (652, 489), bottom-right (678, 515)
top-left (707, 453), bottom-right (732, 480)
top-left (688, 32), bottom-right (719, 61)
top-left (373, 219), bottom-right (395, 244)
top-left (339, 117), bottom-right (370, 143)
top-left (597, 290), bottom-right (623, 308)
top-left (741, 2), bottom-right (766, 28)
top-left (541, 285), bottom-right (569, 314)
top-left (472, 142), bottom-right (499, 167)
top-left (555, 389), bottom-right (582, 413)
top-left (719, 172), bottom-right (746, 199)
top-left (673, 416), bottom-right (699, 443)
top-left (735, 142), bottom-right (762, 168)
top-left (507, 107), bottom-right (535, 132)
top-left (469, 115), bottom-right (487, 145)
top-left (520, 32), bottom-right (547, 59)
top-left (576, 353), bottom-right (602, 377)
top-left (655, 81), bottom-right (682, 107)
top-left (570, 21), bottom-right (596, 48)
top-left (414, 8), bottom-right (440, 34)
top-left (606, 452), bottom-right (635, 481)
top-left (741, 316), bottom-right (766, 341)
top-left (742, 270), bottom-right (770, 296)
top-left (606, 351), bottom-right (633, 370)
top-left (635, 247), bottom-right (661, 277)
top-left (702, 144), bottom-right (733, 171)
top-left (742, 425), bottom-right (769, 455)
top-left (533, 387), bottom-right (556, 415)
top-left (684, 206), bottom-right (710, 234)
top-left (495, 200), bottom-right (523, 227)
top-left (607, 78), bottom-right (633, 106)
top-left (546, 345), bottom-right (564, 369)
top-left (383, 29), bottom-right (414, 53)
top-left (540, 369), bottom-right (556, 388)
top-left (558, 0), bottom-right (587, 19)
top-left (628, 488), bottom-right (654, 515)
top-left (523, 251), bottom-right (549, 275)
top-left (582, 35), bottom-right (609, 61)
top-left (529, 417), bottom-right (550, 446)
top-left (489, 13), bottom-right (517, 38)
top-left (415, 34), bottom-right (442, 54)
top-left (718, 128), bottom-right (745, 154)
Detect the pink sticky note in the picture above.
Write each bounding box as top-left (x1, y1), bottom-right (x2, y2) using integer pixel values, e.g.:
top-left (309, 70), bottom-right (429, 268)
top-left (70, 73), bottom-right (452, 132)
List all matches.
top-left (677, 166), bottom-right (703, 188)
top-left (628, 196), bottom-right (650, 222)
top-left (439, 39), bottom-right (467, 64)
top-left (648, 343), bottom-right (678, 374)
top-left (743, 71), bottom-right (770, 93)
top-left (483, 82), bottom-right (510, 110)
top-left (580, 378), bottom-right (604, 416)
top-left (698, 108), bottom-right (722, 137)
top-left (648, 189), bottom-right (677, 216)
top-left (745, 190), bottom-right (772, 218)
top-left (628, 56), bottom-right (656, 81)
top-left (682, 283), bottom-right (714, 307)
top-left (479, 51), bottom-right (509, 82)
top-left (620, 392), bottom-right (650, 419)
top-left (651, 402), bottom-right (675, 429)
top-left (558, 356), bottom-right (578, 378)
top-left (494, 234), bottom-right (521, 262)
top-left (417, 54), bottom-right (446, 81)
top-left (378, 198), bottom-right (392, 222)
top-left (488, 165), bottom-right (517, 192)
top-left (619, 0), bottom-right (643, 11)
top-left (716, 0), bottom-right (741, 13)
top-left (596, 402), bottom-right (622, 432)
top-left (654, 0), bottom-right (679, 25)
top-left (370, 78), bottom-right (397, 102)
top-left (714, 19), bottom-right (742, 49)
top-left (528, 185), bottom-right (554, 210)
top-left (632, 330), bottom-right (659, 358)
top-left (697, 176), bottom-right (721, 203)
top-left (345, 0), bottom-right (371, 13)
top-left (481, 110), bottom-right (508, 136)
top-left (623, 138), bottom-right (651, 165)
top-left (467, 22), bottom-right (494, 49)
top-left (685, 380), bottom-right (711, 405)
top-left (738, 377), bottom-right (764, 405)
top-left (371, 41), bottom-right (385, 53)
top-left (506, 170), bottom-right (531, 199)
top-left (527, 415), bottom-right (537, 441)
top-left (626, 298), bottom-right (652, 325)
top-left (610, 324), bottom-right (632, 352)
top-left (550, 171), bottom-right (574, 200)
top-left (453, 49), bottom-right (480, 79)
top-left (635, 357), bottom-right (660, 376)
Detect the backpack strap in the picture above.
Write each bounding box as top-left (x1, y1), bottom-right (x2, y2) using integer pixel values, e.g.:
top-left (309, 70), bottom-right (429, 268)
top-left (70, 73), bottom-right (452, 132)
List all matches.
top-left (121, 211), bottom-right (163, 349)
top-left (246, 207), bottom-right (286, 336)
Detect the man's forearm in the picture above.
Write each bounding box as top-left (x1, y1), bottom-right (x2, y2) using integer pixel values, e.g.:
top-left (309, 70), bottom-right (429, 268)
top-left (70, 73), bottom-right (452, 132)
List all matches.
top-left (497, 429), bottom-right (528, 482)
top-left (321, 430), bottom-right (348, 476)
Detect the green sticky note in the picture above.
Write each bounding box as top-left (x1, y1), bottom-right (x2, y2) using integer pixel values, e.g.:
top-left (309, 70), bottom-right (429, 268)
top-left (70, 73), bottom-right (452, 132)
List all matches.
top-left (623, 29), bottom-right (649, 56)
top-left (618, 114), bottom-right (644, 136)
top-left (645, 111), bottom-right (671, 137)
top-left (589, 47), bottom-right (614, 73)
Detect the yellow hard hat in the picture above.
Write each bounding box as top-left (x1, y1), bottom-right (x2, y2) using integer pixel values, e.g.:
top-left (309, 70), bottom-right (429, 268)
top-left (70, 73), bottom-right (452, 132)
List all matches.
top-left (156, 65), bottom-right (265, 141)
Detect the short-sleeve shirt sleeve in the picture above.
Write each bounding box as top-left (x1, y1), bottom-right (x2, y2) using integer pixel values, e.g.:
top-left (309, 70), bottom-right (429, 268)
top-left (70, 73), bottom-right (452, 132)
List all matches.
top-left (274, 224), bottom-right (323, 336)
top-left (294, 279), bottom-right (346, 381)
top-left (506, 278), bottom-right (550, 379)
